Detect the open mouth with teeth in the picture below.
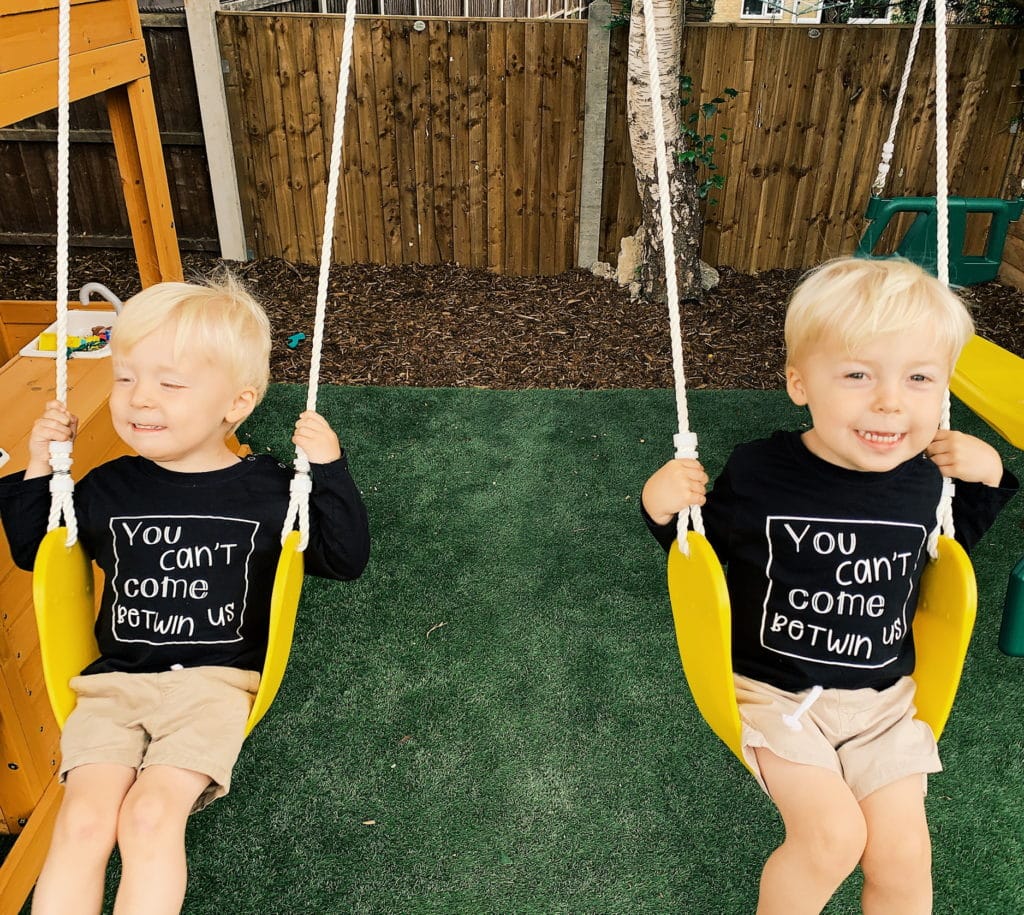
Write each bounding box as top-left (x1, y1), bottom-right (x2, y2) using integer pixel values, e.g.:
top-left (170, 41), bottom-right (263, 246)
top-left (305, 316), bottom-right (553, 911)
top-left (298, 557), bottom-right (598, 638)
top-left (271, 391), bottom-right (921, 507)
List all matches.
top-left (131, 423), bottom-right (166, 432)
top-left (857, 430), bottom-right (905, 445)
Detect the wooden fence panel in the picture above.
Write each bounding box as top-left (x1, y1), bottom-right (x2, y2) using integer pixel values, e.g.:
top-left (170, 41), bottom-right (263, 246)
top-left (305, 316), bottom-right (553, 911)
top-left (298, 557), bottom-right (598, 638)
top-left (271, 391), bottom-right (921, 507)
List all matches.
top-left (2, 17), bottom-right (1020, 283)
top-left (598, 24), bottom-right (1024, 277)
top-left (217, 12), bottom-right (589, 275)
top-left (608, 23), bottom-right (1024, 274)
top-left (0, 16), bottom-right (217, 251)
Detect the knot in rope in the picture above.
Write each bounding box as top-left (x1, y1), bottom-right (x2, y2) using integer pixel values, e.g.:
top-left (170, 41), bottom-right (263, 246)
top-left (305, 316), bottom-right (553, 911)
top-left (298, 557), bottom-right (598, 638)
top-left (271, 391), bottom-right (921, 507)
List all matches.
top-left (282, 452), bottom-right (313, 552)
top-left (46, 440), bottom-right (78, 545)
top-left (928, 477), bottom-right (956, 560)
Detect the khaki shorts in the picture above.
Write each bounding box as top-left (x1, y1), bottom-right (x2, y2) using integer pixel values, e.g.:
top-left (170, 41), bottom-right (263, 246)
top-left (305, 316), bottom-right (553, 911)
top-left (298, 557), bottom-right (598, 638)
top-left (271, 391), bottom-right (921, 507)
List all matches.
top-left (735, 674), bottom-right (942, 802)
top-left (61, 666), bottom-right (260, 812)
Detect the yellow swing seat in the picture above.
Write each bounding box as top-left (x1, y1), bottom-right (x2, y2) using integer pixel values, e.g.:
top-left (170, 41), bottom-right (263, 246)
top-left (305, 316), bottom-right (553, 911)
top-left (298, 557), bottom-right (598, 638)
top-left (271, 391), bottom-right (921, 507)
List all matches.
top-left (667, 532), bottom-right (977, 770)
top-left (33, 528), bottom-right (306, 735)
top-left (950, 335), bottom-right (1024, 451)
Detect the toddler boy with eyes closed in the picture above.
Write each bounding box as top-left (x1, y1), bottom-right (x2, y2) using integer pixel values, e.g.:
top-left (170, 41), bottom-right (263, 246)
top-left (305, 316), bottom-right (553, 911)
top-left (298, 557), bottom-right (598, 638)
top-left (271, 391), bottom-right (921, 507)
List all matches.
top-left (642, 258), bottom-right (1017, 914)
top-left (0, 275), bottom-right (369, 914)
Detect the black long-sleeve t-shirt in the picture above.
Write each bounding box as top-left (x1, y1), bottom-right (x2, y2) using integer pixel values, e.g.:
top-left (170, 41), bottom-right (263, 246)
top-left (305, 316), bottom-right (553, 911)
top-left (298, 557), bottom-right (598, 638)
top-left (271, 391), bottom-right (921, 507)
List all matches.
top-left (644, 431), bottom-right (1018, 691)
top-left (0, 453), bottom-right (369, 675)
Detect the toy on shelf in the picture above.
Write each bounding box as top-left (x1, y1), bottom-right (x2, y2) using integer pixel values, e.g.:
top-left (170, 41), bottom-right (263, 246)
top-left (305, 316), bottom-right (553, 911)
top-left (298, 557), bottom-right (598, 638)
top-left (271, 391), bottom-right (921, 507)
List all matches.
top-left (22, 313), bottom-right (117, 359)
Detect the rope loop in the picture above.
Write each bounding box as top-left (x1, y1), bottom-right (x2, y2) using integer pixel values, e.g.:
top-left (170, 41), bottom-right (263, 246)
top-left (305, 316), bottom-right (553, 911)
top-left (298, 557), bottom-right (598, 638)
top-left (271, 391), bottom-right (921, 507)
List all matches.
top-left (46, 441), bottom-right (78, 545)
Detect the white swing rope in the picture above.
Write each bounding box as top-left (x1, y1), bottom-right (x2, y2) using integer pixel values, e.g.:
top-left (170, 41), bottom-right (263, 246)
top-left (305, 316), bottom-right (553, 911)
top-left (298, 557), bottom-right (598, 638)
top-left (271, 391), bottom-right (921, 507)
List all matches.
top-left (871, 0), bottom-right (928, 198)
top-left (280, 0), bottom-right (358, 553)
top-left (932, 0), bottom-right (957, 555)
top-left (46, 0), bottom-right (78, 546)
top-left (869, 0), bottom-right (954, 556)
top-left (638, 0), bottom-right (703, 555)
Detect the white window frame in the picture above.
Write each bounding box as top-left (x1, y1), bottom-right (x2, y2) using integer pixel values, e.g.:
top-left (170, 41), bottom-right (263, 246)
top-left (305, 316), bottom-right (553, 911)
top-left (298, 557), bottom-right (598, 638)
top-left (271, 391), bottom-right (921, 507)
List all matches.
top-left (740, 0), bottom-right (823, 22)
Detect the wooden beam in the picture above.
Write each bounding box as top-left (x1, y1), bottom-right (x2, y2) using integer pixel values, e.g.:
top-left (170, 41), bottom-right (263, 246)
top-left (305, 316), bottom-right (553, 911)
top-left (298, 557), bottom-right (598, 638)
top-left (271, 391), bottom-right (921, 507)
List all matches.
top-left (0, 775), bottom-right (62, 915)
top-left (0, 127), bottom-right (205, 145)
top-left (1, 0), bottom-right (138, 76)
top-left (105, 81), bottom-right (183, 285)
top-left (0, 39), bottom-right (150, 129)
top-left (0, 232), bottom-right (218, 250)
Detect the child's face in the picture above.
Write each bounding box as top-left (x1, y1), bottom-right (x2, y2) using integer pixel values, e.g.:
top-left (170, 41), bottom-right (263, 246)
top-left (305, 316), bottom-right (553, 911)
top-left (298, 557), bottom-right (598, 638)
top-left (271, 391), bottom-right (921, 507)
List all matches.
top-left (785, 329), bottom-right (951, 473)
top-left (109, 322), bottom-right (256, 472)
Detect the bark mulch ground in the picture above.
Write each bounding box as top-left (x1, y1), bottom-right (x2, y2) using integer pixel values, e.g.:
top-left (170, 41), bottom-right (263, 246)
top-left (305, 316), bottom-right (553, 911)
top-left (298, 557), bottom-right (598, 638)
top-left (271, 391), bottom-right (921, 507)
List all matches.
top-left (2, 246), bottom-right (1021, 391)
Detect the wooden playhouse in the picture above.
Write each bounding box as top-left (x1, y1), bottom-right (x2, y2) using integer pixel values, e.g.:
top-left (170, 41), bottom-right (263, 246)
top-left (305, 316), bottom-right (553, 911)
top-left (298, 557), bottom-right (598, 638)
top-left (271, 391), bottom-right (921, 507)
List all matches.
top-left (0, 0), bottom-right (181, 907)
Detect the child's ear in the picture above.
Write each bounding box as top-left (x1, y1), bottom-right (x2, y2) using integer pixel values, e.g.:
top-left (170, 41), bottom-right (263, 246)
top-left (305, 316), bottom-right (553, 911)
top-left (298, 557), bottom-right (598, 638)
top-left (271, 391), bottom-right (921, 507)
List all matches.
top-left (225, 387), bottom-right (258, 426)
top-left (785, 365), bottom-right (808, 406)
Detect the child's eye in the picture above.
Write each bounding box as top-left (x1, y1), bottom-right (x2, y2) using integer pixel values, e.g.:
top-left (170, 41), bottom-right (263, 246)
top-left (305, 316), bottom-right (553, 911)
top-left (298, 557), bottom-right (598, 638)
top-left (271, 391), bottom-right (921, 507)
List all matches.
top-left (909, 373), bottom-right (932, 383)
top-left (160, 382), bottom-right (185, 390)
top-left (844, 371), bottom-right (867, 380)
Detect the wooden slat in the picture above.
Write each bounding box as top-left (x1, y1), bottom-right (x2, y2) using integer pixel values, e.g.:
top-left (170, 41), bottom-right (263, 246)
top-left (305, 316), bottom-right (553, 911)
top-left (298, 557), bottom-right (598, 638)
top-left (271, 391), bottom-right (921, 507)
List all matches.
top-left (371, 19), bottom-right (404, 265)
top-left (278, 17), bottom-right (318, 264)
top-left (541, 22), bottom-right (565, 275)
top-left (217, 14), bottom-right (260, 257)
top-left (354, 17), bottom-right (387, 264)
top-left (556, 23), bottom-right (585, 270)
top-left (388, 20), bottom-right (420, 263)
top-left (336, 18), bottom-right (369, 264)
top-left (522, 20), bottom-right (542, 275)
top-left (427, 20), bottom-right (454, 263)
top-left (0, 39), bottom-right (149, 129)
top-left (466, 21), bottom-right (489, 269)
top-left (409, 20), bottom-right (437, 263)
top-left (485, 20), bottom-right (507, 273)
top-left (449, 21), bottom-right (472, 268)
top-left (0, 0), bottom-right (137, 76)
top-left (233, 15), bottom-right (281, 259)
top-left (261, 18), bottom-right (301, 263)
top-left (504, 21), bottom-right (526, 274)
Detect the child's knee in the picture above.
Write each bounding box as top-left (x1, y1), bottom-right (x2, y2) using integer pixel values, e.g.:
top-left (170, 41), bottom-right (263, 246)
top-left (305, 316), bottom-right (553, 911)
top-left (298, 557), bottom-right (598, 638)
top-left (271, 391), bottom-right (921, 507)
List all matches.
top-left (55, 791), bottom-right (120, 850)
top-left (117, 786), bottom-right (186, 846)
top-left (793, 813), bottom-right (867, 880)
top-left (862, 823), bottom-right (931, 884)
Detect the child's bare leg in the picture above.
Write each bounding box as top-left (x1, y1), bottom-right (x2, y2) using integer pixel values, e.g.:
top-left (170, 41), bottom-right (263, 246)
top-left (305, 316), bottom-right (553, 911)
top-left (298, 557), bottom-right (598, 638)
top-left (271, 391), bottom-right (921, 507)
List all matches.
top-left (859, 775), bottom-right (932, 915)
top-left (755, 749), bottom-right (867, 915)
top-left (32, 764), bottom-right (137, 915)
top-left (113, 765), bottom-right (211, 915)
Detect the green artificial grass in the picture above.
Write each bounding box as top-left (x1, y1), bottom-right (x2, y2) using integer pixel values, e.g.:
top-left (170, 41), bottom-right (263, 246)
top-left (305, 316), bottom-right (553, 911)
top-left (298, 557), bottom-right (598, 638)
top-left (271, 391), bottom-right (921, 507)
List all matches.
top-left (21, 386), bottom-right (1024, 913)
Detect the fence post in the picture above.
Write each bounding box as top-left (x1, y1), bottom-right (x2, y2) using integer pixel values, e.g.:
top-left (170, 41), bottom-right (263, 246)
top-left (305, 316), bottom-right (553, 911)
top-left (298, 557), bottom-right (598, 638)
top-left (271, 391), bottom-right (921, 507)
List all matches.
top-left (577, 0), bottom-right (611, 268)
top-left (184, 0), bottom-right (248, 261)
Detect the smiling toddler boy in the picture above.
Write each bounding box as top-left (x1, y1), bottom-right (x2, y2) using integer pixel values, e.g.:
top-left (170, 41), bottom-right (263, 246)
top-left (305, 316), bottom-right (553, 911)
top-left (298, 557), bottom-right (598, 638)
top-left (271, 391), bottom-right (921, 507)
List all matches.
top-left (0, 275), bottom-right (369, 914)
top-left (642, 257), bottom-right (1017, 914)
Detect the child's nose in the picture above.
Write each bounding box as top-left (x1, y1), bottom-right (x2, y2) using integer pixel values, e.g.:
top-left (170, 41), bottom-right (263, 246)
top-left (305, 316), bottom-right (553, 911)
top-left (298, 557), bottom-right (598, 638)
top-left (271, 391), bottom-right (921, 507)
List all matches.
top-left (873, 383), bottom-right (902, 413)
top-left (129, 382), bottom-right (155, 407)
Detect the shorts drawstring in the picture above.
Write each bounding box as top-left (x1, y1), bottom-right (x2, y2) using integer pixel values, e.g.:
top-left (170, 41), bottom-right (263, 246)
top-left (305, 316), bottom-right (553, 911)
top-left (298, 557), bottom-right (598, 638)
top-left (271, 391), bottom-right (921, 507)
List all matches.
top-left (782, 684), bottom-right (824, 732)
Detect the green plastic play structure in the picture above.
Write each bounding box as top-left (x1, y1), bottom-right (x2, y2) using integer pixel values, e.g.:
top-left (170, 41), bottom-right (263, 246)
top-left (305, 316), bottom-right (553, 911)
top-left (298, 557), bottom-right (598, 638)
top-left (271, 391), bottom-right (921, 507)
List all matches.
top-left (856, 195), bottom-right (1024, 287)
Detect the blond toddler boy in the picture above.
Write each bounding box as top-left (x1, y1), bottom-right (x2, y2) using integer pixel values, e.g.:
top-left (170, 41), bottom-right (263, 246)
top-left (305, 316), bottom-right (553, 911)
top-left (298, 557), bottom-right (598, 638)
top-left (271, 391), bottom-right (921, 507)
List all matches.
top-left (0, 276), bottom-right (369, 914)
top-left (642, 258), bottom-right (1018, 914)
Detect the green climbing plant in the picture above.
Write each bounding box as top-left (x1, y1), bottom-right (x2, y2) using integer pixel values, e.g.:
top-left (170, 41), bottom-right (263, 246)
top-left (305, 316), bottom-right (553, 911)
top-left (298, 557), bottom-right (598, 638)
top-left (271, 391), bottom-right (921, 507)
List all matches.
top-left (679, 75), bottom-right (739, 204)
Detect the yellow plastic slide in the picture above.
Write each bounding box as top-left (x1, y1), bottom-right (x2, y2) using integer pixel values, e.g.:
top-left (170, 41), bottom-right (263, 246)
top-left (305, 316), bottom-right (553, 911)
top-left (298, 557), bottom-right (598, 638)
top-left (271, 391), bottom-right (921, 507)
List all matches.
top-left (951, 335), bottom-right (1024, 450)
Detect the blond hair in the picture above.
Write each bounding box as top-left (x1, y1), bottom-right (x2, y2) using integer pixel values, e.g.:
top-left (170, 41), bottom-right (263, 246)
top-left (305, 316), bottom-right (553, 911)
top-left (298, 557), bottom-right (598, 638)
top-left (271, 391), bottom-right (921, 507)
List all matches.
top-left (112, 272), bottom-right (272, 404)
top-left (785, 258), bottom-right (973, 367)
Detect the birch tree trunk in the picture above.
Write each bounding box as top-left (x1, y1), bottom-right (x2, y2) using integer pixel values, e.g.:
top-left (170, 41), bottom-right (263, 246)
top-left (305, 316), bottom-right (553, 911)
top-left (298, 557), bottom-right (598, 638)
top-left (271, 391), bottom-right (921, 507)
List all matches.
top-left (626, 0), bottom-right (703, 303)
